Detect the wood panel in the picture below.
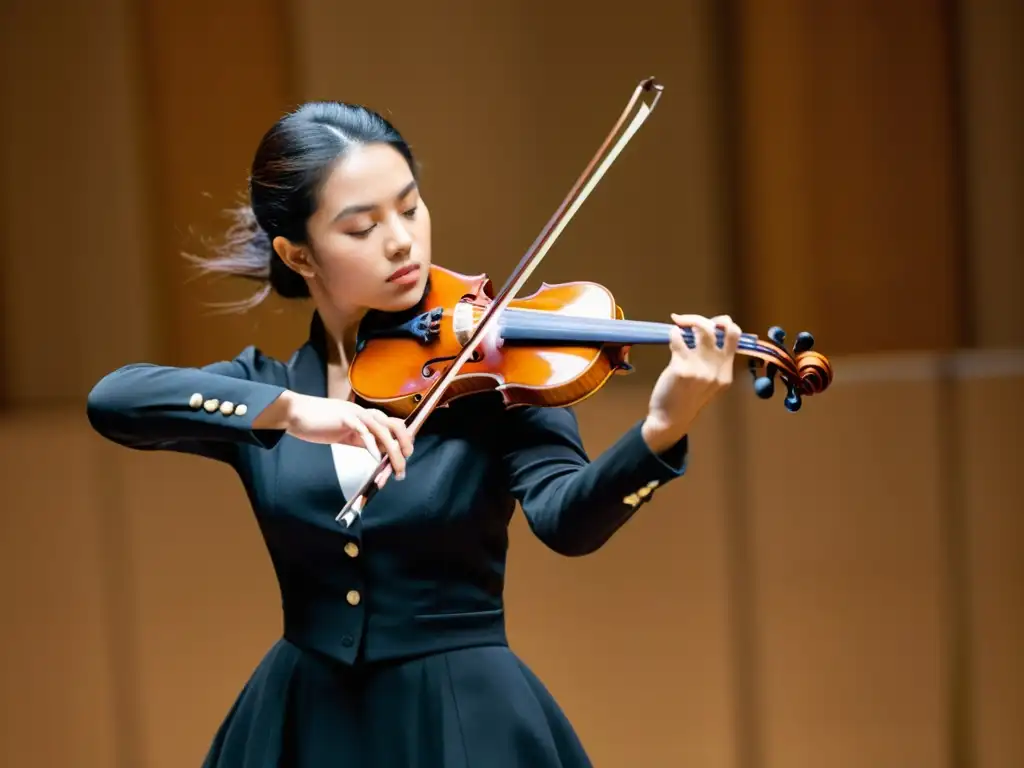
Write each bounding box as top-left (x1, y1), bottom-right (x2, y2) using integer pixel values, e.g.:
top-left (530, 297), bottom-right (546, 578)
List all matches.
top-left (136, 0), bottom-right (305, 368)
top-left (741, 370), bottom-right (951, 768)
top-left (0, 0), bottom-right (153, 405)
top-left (0, 416), bottom-right (121, 767)
top-left (961, 373), bottom-right (1024, 768)
top-left (731, 0), bottom-right (962, 354)
top-left (958, 0), bottom-right (1024, 348)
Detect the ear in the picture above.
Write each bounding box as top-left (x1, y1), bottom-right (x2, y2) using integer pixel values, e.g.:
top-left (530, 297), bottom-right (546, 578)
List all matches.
top-left (273, 236), bottom-right (316, 279)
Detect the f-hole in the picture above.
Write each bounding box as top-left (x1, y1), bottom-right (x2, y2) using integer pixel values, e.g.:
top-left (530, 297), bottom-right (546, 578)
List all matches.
top-left (421, 349), bottom-right (483, 378)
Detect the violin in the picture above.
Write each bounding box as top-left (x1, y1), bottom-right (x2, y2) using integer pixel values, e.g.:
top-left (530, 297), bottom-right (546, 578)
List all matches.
top-left (336, 77), bottom-right (834, 526)
top-left (349, 263), bottom-right (832, 418)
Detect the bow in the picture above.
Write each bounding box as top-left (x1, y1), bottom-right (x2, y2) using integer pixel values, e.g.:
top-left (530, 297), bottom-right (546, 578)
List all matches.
top-left (337, 77), bottom-right (665, 526)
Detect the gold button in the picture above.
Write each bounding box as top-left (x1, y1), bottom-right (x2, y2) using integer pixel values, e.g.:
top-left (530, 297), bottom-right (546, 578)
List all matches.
top-left (219, 401), bottom-right (235, 415)
top-left (645, 480), bottom-right (660, 490)
top-left (344, 542), bottom-right (359, 558)
top-left (189, 393), bottom-right (203, 409)
top-left (346, 590), bottom-right (361, 606)
top-left (637, 486), bottom-right (652, 499)
top-left (203, 399), bottom-right (219, 413)
top-left (623, 493), bottom-right (640, 506)
top-left (234, 404), bottom-right (248, 417)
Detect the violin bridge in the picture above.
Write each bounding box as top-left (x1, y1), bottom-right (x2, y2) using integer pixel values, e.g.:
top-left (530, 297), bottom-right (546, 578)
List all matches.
top-left (453, 302), bottom-right (475, 347)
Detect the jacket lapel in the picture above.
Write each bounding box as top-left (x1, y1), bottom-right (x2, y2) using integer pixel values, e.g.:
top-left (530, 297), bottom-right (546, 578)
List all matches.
top-left (278, 312), bottom-right (351, 522)
top-left (287, 311), bottom-right (329, 399)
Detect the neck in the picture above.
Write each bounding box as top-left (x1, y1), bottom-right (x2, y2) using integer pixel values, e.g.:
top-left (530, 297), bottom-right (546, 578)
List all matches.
top-left (316, 302), bottom-right (367, 369)
top-left (497, 308), bottom-right (763, 355)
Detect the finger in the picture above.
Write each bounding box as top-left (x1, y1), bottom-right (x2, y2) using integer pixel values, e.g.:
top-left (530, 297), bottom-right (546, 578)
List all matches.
top-left (365, 408), bottom-right (414, 464)
top-left (707, 316), bottom-right (741, 387)
top-left (670, 313), bottom-right (714, 352)
top-left (367, 409), bottom-right (415, 458)
top-left (725, 322), bottom-right (742, 358)
top-left (710, 315), bottom-right (741, 354)
top-left (345, 418), bottom-right (380, 457)
top-left (693, 316), bottom-right (721, 353)
top-left (392, 417), bottom-right (415, 457)
top-left (359, 411), bottom-right (407, 478)
top-left (373, 463), bottom-right (394, 489)
top-left (709, 315), bottom-right (729, 350)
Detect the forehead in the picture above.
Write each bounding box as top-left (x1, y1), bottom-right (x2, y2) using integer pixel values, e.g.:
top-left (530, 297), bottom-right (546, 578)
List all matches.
top-left (320, 143), bottom-right (413, 206)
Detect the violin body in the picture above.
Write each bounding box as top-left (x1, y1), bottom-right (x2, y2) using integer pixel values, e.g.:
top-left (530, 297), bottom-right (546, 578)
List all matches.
top-left (350, 265), bottom-right (635, 418)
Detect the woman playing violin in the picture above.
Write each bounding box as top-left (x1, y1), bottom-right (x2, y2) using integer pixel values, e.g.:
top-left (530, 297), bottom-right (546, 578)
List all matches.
top-left (87, 101), bottom-right (741, 768)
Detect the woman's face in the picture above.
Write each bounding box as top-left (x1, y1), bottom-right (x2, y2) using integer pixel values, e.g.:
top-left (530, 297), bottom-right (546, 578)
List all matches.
top-left (282, 142), bottom-right (432, 317)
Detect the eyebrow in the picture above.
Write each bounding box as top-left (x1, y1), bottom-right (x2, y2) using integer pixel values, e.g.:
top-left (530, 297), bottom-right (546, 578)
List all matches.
top-left (333, 180), bottom-right (418, 221)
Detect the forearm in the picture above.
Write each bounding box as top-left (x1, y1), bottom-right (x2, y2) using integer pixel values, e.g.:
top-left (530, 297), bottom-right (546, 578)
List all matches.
top-left (506, 409), bottom-right (688, 556)
top-left (87, 357), bottom-right (288, 453)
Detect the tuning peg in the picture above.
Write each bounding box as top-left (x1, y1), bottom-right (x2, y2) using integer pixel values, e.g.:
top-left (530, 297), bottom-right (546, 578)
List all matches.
top-left (793, 331), bottom-right (814, 354)
top-left (749, 358), bottom-right (777, 399)
top-left (784, 381), bottom-right (803, 412)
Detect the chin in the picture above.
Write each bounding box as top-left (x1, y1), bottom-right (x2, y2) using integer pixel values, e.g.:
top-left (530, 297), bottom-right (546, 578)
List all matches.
top-left (379, 273), bottom-right (430, 313)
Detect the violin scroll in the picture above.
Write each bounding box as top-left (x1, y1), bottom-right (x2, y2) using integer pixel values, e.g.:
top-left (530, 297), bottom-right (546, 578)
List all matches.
top-left (747, 326), bottom-right (833, 412)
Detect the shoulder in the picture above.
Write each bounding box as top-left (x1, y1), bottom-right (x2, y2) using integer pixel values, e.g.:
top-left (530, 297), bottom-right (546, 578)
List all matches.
top-left (233, 344), bottom-right (287, 379)
top-left (229, 344), bottom-right (291, 387)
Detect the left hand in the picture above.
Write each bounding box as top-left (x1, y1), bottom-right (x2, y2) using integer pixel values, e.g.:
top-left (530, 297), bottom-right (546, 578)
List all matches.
top-left (641, 313), bottom-right (741, 453)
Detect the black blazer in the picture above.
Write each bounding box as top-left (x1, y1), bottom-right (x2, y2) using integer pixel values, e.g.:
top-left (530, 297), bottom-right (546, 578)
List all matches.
top-left (86, 312), bottom-right (689, 666)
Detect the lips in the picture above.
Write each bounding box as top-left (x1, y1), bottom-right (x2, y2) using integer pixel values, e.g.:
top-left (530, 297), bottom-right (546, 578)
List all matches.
top-left (387, 263), bottom-right (419, 282)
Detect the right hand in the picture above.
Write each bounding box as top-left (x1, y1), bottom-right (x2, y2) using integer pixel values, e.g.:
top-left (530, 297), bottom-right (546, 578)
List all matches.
top-left (256, 391), bottom-right (414, 479)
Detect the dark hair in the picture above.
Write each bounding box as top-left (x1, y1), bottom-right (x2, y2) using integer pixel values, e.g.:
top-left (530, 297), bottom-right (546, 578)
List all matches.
top-left (189, 101), bottom-right (417, 310)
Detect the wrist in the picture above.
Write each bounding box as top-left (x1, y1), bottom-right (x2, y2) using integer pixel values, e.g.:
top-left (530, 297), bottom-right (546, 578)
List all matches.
top-left (253, 389), bottom-right (298, 430)
top-left (641, 415), bottom-right (688, 454)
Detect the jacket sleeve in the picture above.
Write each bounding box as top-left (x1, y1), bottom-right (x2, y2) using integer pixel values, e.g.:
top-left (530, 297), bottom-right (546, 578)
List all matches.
top-left (499, 405), bottom-right (688, 556)
top-left (86, 345), bottom-right (290, 464)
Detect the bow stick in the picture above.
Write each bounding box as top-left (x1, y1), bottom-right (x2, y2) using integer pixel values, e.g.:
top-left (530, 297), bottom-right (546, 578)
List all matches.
top-left (337, 77), bottom-right (665, 527)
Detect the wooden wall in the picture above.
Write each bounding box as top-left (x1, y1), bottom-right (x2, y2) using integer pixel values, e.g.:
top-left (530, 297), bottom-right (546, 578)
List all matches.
top-left (1, 0), bottom-right (1021, 766)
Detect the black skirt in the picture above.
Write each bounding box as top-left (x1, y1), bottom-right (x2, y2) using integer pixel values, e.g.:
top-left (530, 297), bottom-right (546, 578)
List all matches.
top-left (201, 639), bottom-right (594, 767)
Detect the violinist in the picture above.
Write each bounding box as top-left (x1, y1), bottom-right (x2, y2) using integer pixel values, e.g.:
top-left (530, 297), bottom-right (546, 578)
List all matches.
top-left (86, 100), bottom-right (742, 768)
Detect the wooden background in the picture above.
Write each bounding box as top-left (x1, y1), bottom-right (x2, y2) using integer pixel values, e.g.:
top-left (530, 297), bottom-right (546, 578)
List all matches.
top-left (1, 1), bottom-right (1021, 766)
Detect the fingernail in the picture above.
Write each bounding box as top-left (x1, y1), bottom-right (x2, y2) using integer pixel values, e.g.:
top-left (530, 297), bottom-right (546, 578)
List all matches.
top-left (397, 470), bottom-right (406, 481)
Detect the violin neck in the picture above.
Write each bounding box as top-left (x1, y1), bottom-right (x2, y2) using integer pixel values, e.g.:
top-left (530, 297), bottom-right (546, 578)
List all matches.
top-left (498, 310), bottom-right (760, 354)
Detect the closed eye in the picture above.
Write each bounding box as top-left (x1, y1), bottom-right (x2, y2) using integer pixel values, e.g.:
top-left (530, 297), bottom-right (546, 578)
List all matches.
top-left (346, 205), bottom-right (417, 239)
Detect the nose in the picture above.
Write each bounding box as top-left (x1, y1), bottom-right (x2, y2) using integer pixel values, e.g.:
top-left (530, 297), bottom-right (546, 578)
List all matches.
top-left (385, 213), bottom-right (413, 259)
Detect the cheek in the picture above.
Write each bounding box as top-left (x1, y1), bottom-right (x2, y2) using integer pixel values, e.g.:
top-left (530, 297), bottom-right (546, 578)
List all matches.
top-left (316, 237), bottom-right (364, 285)
top-left (415, 210), bottom-right (432, 244)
